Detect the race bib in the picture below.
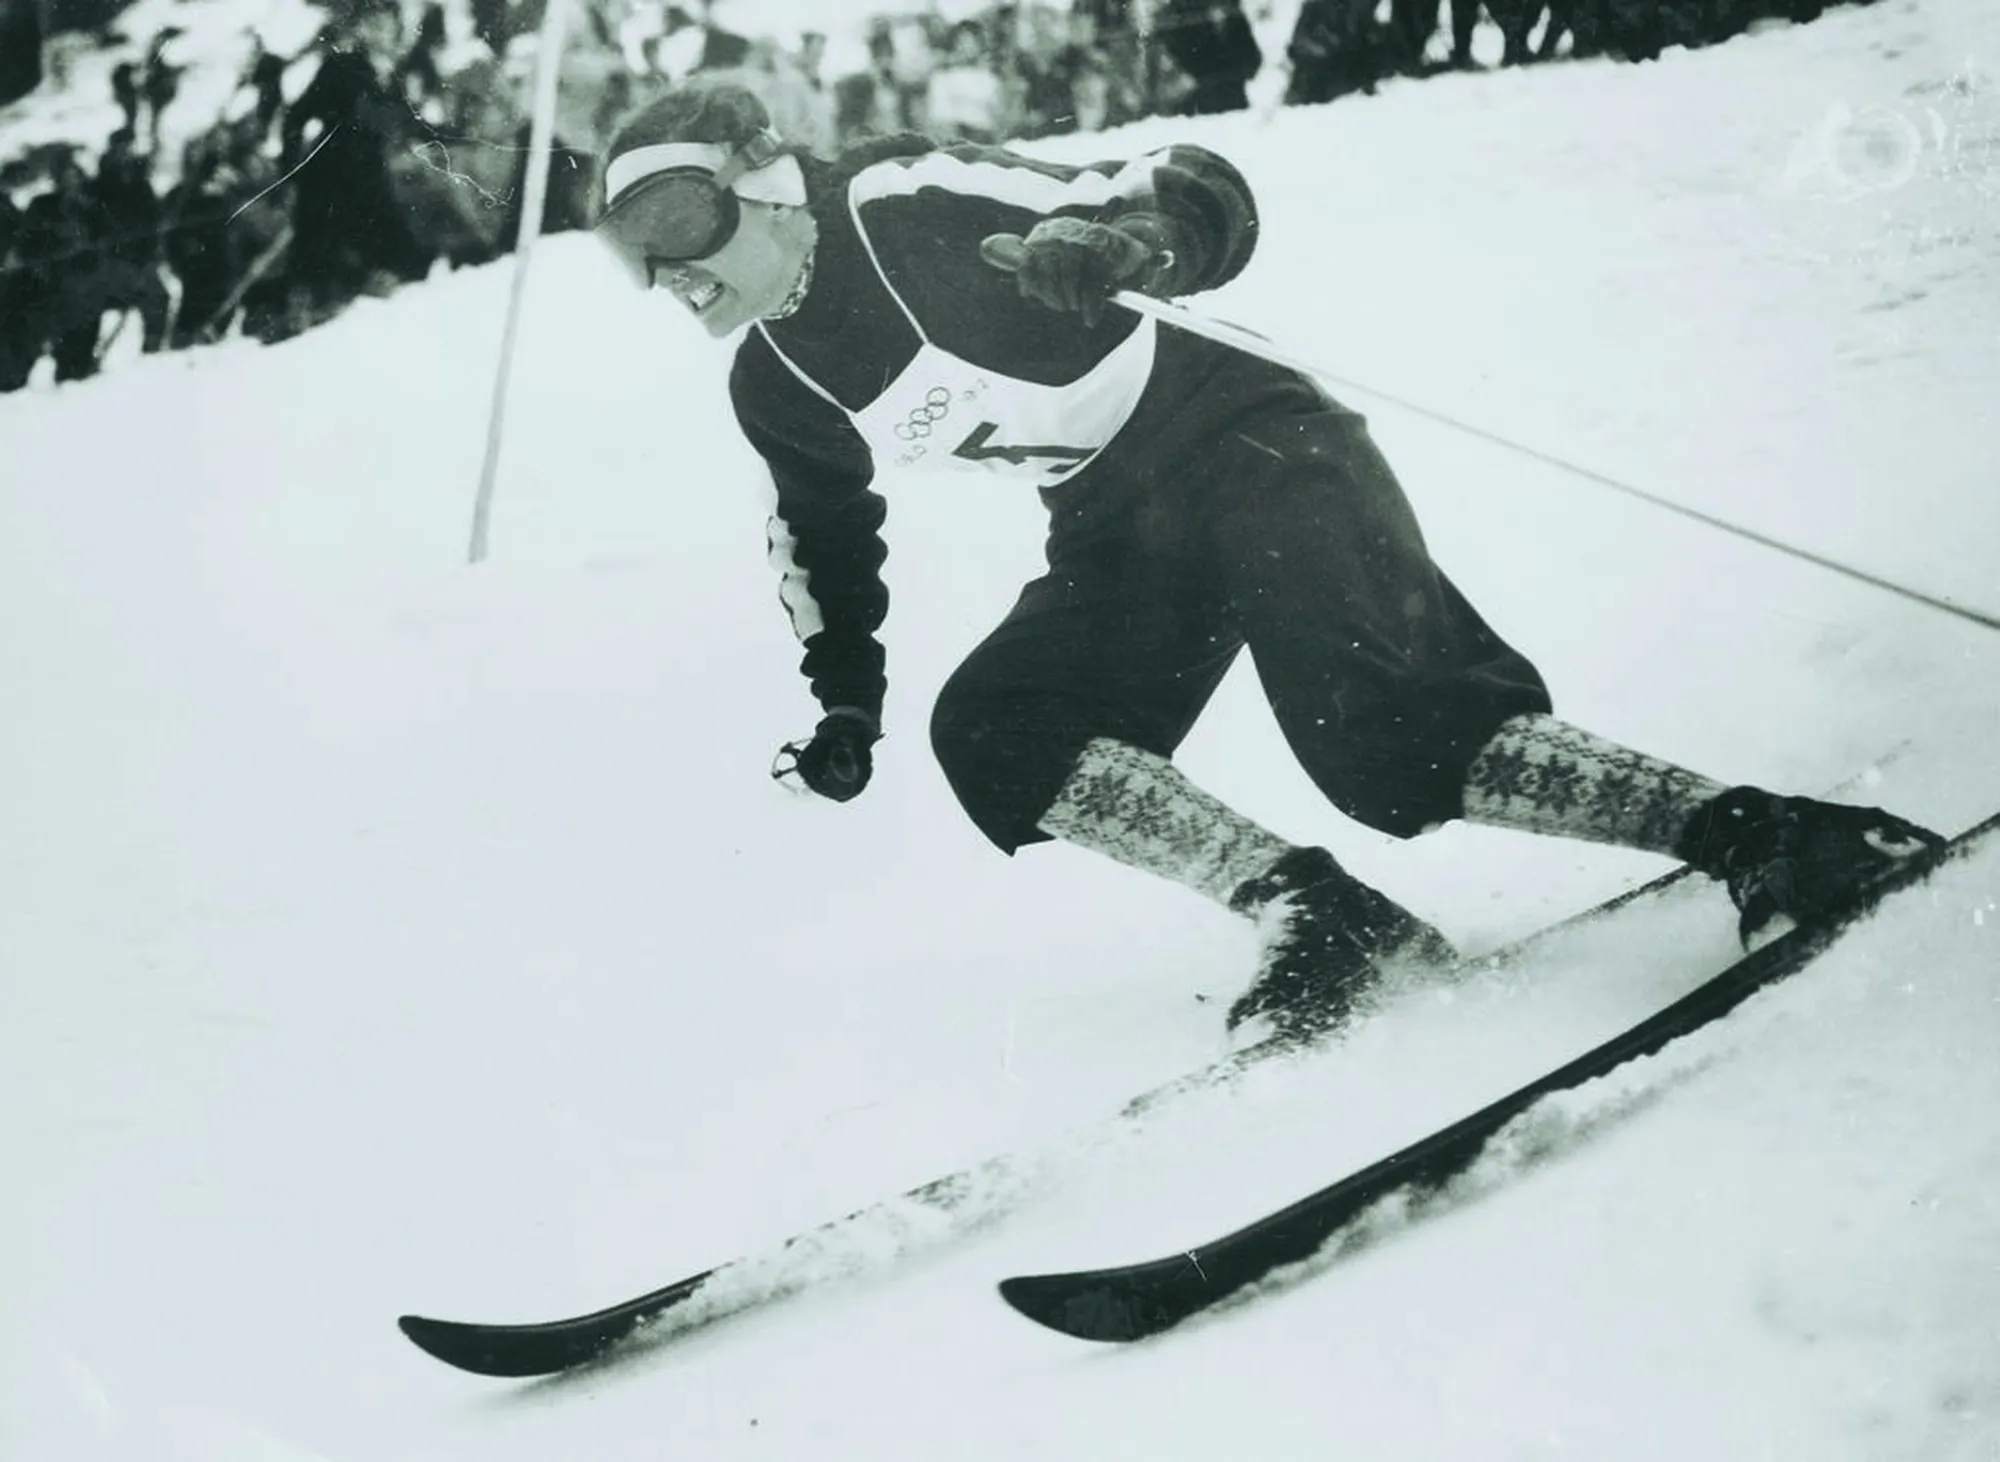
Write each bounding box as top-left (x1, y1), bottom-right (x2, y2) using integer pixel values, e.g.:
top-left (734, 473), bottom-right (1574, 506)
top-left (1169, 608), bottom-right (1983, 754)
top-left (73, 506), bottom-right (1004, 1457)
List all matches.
top-left (849, 328), bottom-right (1156, 489)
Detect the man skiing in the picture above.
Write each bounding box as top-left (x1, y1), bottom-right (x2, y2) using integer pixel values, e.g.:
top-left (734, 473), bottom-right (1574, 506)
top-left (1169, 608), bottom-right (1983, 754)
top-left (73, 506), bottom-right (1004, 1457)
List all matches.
top-left (592, 80), bottom-right (1943, 1045)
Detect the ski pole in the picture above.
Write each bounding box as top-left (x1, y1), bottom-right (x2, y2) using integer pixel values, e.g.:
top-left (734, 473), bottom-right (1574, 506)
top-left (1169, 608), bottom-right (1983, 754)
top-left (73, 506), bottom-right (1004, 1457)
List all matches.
top-left (1109, 288), bottom-right (1346, 386)
top-left (1110, 289), bottom-right (2000, 635)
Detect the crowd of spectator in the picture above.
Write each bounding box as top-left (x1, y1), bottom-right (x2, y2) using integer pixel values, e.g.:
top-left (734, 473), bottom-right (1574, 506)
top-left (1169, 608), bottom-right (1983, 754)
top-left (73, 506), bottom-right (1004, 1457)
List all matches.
top-left (1283, 0), bottom-right (1854, 104)
top-left (0, 0), bottom-right (1881, 391)
top-left (1, 0), bottom-right (596, 391)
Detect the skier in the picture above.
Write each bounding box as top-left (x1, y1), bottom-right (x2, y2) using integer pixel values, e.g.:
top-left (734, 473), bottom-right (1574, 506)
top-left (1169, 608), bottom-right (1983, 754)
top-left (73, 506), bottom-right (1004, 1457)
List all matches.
top-left (591, 80), bottom-right (1944, 1045)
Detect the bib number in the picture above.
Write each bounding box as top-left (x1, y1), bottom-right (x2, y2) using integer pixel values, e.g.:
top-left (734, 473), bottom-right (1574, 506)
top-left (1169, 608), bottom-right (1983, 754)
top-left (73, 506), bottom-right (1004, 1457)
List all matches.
top-left (950, 421), bottom-right (1092, 476)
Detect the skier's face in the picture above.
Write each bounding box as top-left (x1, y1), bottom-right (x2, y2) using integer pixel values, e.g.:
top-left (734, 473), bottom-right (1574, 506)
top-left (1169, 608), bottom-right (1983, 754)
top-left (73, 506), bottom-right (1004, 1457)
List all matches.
top-left (644, 201), bottom-right (817, 340)
top-left (595, 136), bottom-right (816, 338)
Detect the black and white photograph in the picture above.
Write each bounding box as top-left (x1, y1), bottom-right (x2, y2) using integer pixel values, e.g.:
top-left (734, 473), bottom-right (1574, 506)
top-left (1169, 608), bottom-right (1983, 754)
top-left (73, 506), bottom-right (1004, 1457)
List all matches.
top-left (3, 0), bottom-right (1997, 1456)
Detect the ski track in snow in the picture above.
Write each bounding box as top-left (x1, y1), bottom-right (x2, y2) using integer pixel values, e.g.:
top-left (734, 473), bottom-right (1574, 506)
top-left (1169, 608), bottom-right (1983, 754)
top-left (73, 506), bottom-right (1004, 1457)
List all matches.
top-left (3, 1), bottom-right (2000, 1458)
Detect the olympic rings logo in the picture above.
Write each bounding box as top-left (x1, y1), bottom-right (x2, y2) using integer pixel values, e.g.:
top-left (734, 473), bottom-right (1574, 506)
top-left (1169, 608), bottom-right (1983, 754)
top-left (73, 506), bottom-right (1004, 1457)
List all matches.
top-left (892, 387), bottom-right (955, 441)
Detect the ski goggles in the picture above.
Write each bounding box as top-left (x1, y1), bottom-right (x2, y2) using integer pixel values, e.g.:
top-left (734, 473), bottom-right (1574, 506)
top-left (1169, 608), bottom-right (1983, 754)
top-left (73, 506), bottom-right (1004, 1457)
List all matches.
top-left (594, 129), bottom-right (797, 287)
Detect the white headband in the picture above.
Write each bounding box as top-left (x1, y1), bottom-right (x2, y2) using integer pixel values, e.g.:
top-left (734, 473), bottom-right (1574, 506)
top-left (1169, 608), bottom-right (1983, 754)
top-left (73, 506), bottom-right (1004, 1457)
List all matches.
top-left (604, 142), bottom-right (808, 209)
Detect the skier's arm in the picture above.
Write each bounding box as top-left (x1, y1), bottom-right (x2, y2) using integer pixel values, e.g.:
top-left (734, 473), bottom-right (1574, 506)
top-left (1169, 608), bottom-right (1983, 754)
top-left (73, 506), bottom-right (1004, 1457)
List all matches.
top-left (1004, 143), bottom-right (1259, 324)
top-left (732, 350), bottom-right (889, 725)
top-left (852, 141), bottom-right (1259, 328)
top-left (762, 452), bottom-right (889, 724)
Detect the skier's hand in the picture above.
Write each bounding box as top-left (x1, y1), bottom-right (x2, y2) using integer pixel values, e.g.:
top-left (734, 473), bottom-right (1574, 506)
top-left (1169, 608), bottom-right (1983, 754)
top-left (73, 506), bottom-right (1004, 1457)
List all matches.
top-left (980, 218), bottom-right (1170, 327)
top-left (773, 707), bottom-right (881, 803)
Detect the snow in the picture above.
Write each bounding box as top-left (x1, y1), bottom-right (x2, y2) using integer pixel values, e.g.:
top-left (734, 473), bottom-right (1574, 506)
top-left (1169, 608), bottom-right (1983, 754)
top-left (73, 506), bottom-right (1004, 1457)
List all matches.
top-left (4, 1), bottom-right (2000, 1457)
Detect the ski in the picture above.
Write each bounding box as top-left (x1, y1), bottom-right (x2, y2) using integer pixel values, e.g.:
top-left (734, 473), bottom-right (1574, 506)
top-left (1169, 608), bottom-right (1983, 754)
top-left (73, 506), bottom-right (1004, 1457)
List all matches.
top-left (396, 861), bottom-right (1704, 1377)
top-left (997, 808), bottom-right (2000, 1344)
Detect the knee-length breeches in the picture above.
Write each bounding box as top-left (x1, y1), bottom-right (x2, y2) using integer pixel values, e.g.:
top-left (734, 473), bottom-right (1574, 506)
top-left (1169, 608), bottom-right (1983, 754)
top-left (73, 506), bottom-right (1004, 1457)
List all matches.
top-left (930, 357), bottom-right (1553, 853)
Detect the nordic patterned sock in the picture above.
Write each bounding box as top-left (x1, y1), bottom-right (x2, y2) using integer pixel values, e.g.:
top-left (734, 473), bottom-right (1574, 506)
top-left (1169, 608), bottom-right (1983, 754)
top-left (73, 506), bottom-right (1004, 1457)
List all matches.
top-left (1036, 738), bottom-right (1295, 908)
top-left (1461, 713), bottom-right (1728, 857)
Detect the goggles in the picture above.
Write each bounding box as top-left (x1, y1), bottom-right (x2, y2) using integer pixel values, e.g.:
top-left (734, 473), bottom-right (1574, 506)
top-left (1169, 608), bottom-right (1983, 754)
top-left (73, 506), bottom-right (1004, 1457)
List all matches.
top-left (594, 129), bottom-right (791, 288)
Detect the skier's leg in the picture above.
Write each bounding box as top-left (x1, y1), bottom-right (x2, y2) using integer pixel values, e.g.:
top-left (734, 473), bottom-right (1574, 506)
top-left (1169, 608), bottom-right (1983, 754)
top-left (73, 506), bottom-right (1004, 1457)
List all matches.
top-left (928, 554), bottom-right (1240, 858)
top-left (1459, 712), bottom-right (1726, 855)
top-left (1201, 395), bottom-right (1942, 942)
top-left (1036, 736), bottom-right (1454, 1040)
top-left (1462, 712), bottom-right (1943, 936)
top-left (1117, 397), bottom-right (1553, 1037)
top-left (1205, 400), bottom-right (1553, 843)
top-left (1034, 736), bottom-right (1290, 905)
top-left (930, 546), bottom-right (1443, 1043)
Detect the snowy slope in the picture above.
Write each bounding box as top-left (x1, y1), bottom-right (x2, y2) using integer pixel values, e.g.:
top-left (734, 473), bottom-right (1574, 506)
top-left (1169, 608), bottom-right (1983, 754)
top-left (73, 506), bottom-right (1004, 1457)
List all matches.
top-left (3, 1), bottom-right (1999, 1458)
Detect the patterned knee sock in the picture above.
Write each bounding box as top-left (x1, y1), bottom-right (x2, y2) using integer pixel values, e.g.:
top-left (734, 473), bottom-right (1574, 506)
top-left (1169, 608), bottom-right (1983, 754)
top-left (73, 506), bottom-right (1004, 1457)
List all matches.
top-left (1461, 713), bottom-right (1727, 857)
top-left (1036, 738), bottom-right (1293, 907)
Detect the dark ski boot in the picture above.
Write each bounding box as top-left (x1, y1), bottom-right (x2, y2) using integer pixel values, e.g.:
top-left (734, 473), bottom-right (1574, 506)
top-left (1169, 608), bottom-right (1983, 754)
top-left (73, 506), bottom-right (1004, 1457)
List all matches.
top-left (1226, 846), bottom-right (1457, 1045)
top-left (1674, 786), bottom-right (1945, 940)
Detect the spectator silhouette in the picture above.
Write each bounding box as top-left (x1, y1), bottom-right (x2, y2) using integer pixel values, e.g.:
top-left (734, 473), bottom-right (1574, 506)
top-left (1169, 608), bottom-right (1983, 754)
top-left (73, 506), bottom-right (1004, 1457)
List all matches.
top-left (924, 21), bottom-right (1007, 142)
top-left (110, 61), bottom-right (143, 129)
top-left (91, 128), bottom-right (173, 355)
top-left (1156, 0), bottom-right (1262, 115)
top-left (16, 151), bottom-right (112, 383)
top-left (0, 0), bottom-right (41, 105)
top-left (278, 3), bottom-right (430, 332)
top-left (0, 191), bottom-right (32, 388)
top-left (140, 29), bottom-right (185, 150)
top-left (242, 39), bottom-right (290, 141)
top-left (1287, 0), bottom-right (1388, 104)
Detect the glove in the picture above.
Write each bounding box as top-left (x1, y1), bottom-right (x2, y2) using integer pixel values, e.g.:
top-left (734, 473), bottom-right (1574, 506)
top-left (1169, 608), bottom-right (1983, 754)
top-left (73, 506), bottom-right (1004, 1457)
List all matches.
top-left (980, 216), bottom-right (1173, 327)
top-left (773, 707), bottom-right (881, 803)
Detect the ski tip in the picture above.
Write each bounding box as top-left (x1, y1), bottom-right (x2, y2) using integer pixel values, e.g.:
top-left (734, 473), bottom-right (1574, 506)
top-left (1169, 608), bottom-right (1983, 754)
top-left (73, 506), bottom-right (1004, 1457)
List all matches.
top-left (398, 1312), bottom-right (636, 1378)
top-left (997, 1275), bottom-right (1158, 1343)
top-left (397, 1315), bottom-right (546, 1378)
top-left (398, 1315), bottom-right (485, 1370)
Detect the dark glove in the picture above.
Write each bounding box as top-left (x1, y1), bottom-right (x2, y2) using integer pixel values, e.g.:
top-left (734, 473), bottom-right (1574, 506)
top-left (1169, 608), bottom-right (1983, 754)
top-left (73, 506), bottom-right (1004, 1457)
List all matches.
top-left (980, 216), bottom-right (1173, 327)
top-left (773, 707), bottom-right (881, 803)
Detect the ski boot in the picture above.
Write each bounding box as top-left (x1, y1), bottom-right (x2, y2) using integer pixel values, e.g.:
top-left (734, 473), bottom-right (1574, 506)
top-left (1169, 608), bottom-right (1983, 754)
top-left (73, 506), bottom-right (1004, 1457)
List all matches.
top-left (1674, 786), bottom-right (1945, 940)
top-left (1226, 846), bottom-right (1457, 1046)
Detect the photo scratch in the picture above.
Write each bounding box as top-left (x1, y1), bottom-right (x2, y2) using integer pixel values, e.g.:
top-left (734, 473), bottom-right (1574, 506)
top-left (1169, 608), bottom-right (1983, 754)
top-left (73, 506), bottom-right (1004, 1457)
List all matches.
top-left (229, 123), bottom-right (341, 223)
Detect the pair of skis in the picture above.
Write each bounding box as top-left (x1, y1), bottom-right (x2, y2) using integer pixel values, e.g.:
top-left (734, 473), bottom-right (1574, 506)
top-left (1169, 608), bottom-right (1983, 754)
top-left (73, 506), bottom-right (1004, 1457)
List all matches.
top-left (400, 810), bottom-right (1995, 1374)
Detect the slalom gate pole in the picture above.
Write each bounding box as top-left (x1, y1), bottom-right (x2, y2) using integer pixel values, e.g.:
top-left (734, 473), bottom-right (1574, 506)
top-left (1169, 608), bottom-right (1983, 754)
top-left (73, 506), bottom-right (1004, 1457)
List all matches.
top-left (467, 0), bottom-right (573, 565)
top-left (1111, 289), bottom-right (2000, 636)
